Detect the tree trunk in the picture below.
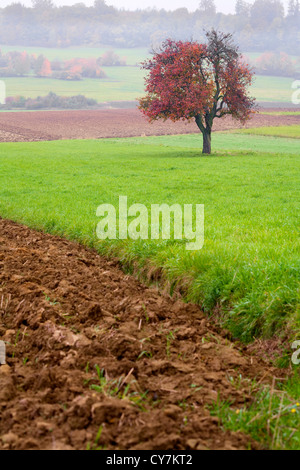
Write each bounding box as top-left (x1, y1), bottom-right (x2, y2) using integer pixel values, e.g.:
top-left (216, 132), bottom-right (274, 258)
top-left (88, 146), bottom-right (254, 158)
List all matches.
top-left (195, 115), bottom-right (212, 155)
top-left (202, 128), bottom-right (211, 154)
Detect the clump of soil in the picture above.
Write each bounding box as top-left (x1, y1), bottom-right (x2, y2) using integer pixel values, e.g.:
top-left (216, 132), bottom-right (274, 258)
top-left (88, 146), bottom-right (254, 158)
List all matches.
top-left (0, 218), bottom-right (279, 450)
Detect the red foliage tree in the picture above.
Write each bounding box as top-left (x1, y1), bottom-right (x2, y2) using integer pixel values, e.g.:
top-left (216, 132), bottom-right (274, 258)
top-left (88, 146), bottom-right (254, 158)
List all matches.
top-left (139, 30), bottom-right (257, 154)
top-left (64, 58), bottom-right (107, 79)
top-left (39, 58), bottom-right (52, 77)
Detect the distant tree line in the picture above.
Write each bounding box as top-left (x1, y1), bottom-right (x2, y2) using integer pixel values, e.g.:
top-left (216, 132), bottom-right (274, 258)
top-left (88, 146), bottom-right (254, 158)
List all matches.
top-left (250, 51), bottom-right (299, 77)
top-left (0, 0), bottom-right (299, 54)
top-left (1, 92), bottom-right (98, 110)
top-left (0, 50), bottom-right (52, 77)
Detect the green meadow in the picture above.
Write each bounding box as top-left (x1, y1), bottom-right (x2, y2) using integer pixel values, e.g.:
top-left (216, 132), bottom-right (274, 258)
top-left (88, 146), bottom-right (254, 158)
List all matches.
top-left (0, 42), bottom-right (297, 104)
top-left (0, 131), bottom-right (299, 343)
top-left (250, 75), bottom-right (298, 102)
top-left (0, 67), bottom-right (145, 103)
top-left (0, 45), bottom-right (148, 103)
top-left (0, 72), bottom-right (295, 104)
top-left (260, 112), bottom-right (300, 116)
top-left (126, 132), bottom-right (300, 154)
top-left (0, 45), bottom-right (150, 65)
top-left (233, 125), bottom-right (300, 139)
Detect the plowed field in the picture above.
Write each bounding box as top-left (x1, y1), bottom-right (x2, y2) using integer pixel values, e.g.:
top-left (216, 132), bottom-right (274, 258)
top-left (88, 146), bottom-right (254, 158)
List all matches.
top-left (0, 218), bottom-right (279, 450)
top-left (0, 108), bottom-right (298, 142)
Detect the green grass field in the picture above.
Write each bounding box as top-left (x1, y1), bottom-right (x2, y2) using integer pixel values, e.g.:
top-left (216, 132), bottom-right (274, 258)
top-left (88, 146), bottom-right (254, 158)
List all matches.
top-left (1, 73), bottom-right (295, 103)
top-left (260, 112), bottom-right (300, 116)
top-left (0, 132), bottom-right (299, 343)
top-left (251, 75), bottom-right (298, 102)
top-left (233, 125), bottom-right (300, 139)
top-left (0, 72), bottom-right (295, 104)
top-left (0, 67), bottom-right (145, 102)
top-left (0, 43), bottom-right (297, 104)
top-left (126, 132), bottom-right (300, 154)
top-left (0, 45), bottom-right (148, 103)
top-left (0, 45), bottom-right (150, 66)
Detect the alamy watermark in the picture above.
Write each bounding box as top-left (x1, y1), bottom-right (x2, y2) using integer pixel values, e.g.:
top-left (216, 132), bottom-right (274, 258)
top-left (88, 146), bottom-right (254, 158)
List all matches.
top-left (0, 340), bottom-right (6, 365)
top-left (96, 196), bottom-right (204, 251)
top-left (292, 341), bottom-right (300, 365)
top-left (292, 80), bottom-right (300, 105)
top-left (0, 80), bottom-right (6, 105)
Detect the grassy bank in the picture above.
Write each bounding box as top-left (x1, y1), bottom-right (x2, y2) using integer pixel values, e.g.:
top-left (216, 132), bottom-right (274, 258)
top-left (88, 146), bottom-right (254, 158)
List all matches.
top-left (209, 372), bottom-right (300, 450)
top-left (0, 132), bottom-right (299, 344)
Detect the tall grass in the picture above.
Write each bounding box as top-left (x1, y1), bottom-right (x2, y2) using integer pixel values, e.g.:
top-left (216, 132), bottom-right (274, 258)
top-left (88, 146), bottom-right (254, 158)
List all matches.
top-left (0, 133), bottom-right (299, 343)
top-left (209, 372), bottom-right (300, 450)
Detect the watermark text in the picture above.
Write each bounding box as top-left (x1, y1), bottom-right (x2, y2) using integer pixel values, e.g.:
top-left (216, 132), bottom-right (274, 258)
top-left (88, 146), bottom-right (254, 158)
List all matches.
top-left (0, 81), bottom-right (6, 105)
top-left (292, 80), bottom-right (300, 105)
top-left (0, 340), bottom-right (6, 365)
top-left (96, 196), bottom-right (204, 251)
top-left (292, 341), bottom-right (300, 365)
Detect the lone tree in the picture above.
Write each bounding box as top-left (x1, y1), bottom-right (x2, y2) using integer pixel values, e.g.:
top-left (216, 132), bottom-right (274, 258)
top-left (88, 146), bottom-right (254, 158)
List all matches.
top-left (139, 30), bottom-right (256, 154)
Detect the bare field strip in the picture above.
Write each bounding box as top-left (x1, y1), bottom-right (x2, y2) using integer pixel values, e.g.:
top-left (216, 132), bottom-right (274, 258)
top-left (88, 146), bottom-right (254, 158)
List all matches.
top-left (0, 108), bottom-right (299, 142)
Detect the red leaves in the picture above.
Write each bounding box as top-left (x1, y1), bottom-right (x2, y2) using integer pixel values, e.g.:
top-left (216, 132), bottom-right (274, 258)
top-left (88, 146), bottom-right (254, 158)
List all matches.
top-left (138, 35), bottom-right (256, 128)
top-left (139, 40), bottom-right (211, 122)
top-left (39, 58), bottom-right (52, 77)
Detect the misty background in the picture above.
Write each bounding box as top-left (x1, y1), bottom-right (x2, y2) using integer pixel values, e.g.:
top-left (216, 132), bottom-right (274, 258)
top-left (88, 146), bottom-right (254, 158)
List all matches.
top-left (0, 0), bottom-right (293, 14)
top-left (0, 0), bottom-right (299, 110)
top-left (0, 0), bottom-right (298, 51)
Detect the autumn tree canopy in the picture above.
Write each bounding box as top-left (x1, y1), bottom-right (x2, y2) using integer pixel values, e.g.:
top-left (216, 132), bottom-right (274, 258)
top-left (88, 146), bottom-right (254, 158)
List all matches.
top-left (139, 30), bottom-right (256, 154)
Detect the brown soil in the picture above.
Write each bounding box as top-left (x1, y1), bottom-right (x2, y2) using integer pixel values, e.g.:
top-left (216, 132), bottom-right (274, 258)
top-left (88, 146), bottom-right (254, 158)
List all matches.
top-left (0, 218), bottom-right (280, 450)
top-left (0, 108), bottom-right (299, 142)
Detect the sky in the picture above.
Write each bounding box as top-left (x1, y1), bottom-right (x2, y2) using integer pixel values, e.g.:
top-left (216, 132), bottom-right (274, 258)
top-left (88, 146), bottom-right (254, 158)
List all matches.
top-left (0, 0), bottom-right (291, 14)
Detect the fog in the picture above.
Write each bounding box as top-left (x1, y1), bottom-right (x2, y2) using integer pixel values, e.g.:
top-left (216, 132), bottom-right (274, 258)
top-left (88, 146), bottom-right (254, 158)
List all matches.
top-left (0, 1), bottom-right (298, 60)
top-left (0, 0), bottom-right (292, 14)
